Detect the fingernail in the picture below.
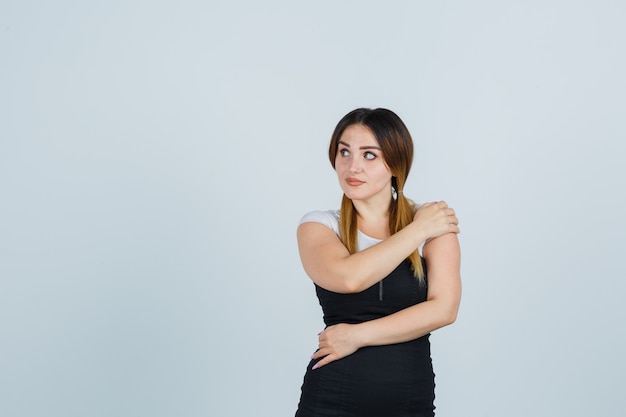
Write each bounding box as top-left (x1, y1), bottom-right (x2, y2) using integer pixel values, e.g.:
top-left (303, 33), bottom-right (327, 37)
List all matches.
top-left (312, 364), bottom-right (318, 370)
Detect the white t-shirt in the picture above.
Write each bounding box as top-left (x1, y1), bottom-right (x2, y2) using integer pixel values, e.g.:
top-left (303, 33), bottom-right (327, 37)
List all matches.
top-left (299, 210), bottom-right (381, 251)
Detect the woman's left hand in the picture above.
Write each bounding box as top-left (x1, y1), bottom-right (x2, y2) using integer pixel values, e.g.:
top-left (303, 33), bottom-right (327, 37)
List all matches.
top-left (312, 323), bottom-right (362, 370)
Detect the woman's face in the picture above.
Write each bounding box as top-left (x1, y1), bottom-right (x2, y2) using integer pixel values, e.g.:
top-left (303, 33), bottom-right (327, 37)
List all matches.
top-left (334, 124), bottom-right (393, 204)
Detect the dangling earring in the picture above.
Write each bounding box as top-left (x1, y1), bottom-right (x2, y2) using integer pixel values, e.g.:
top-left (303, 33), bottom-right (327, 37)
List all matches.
top-left (391, 177), bottom-right (398, 200)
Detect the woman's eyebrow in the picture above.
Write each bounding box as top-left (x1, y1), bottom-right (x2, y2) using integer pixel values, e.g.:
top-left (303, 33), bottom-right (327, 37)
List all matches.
top-left (338, 140), bottom-right (381, 150)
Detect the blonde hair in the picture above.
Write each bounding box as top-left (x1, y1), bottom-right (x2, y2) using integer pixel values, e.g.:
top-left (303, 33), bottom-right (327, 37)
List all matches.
top-left (329, 108), bottom-right (425, 283)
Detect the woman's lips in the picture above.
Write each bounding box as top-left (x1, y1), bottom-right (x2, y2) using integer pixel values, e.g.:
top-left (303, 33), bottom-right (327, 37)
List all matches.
top-left (346, 178), bottom-right (365, 186)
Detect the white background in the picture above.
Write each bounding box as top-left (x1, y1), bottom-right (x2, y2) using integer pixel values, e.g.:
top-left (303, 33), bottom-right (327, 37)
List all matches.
top-left (1, 1), bottom-right (624, 416)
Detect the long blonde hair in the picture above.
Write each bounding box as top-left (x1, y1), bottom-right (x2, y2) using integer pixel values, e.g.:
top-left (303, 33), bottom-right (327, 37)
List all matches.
top-left (328, 108), bottom-right (425, 283)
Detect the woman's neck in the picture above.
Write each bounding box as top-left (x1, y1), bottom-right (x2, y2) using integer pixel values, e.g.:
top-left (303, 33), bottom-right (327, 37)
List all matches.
top-left (353, 198), bottom-right (392, 239)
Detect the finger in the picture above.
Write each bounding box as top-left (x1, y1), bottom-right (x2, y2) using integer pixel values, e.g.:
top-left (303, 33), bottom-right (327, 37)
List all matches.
top-left (312, 354), bottom-right (337, 370)
top-left (312, 349), bottom-right (328, 360)
top-left (311, 348), bottom-right (332, 359)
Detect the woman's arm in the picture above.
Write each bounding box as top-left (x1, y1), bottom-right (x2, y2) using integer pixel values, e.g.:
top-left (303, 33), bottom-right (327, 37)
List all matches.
top-left (312, 232), bottom-right (461, 369)
top-left (298, 202), bottom-right (458, 293)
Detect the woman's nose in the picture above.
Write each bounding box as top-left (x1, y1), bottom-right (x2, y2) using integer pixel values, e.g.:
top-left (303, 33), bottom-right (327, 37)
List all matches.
top-left (350, 158), bottom-right (363, 173)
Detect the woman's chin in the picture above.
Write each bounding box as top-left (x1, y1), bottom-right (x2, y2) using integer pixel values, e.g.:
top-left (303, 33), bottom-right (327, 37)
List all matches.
top-left (342, 191), bottom-right (371, 202)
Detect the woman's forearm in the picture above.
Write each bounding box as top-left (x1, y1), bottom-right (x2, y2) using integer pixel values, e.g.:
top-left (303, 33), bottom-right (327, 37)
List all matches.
top-left (299, 203), bottom-right (459, 294)
top-left (355, 298), bottom-right (459, 347)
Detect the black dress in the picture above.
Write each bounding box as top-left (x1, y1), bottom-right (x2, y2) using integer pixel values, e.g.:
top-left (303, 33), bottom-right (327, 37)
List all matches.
top-left (295, 260), bottom-right (435, 417)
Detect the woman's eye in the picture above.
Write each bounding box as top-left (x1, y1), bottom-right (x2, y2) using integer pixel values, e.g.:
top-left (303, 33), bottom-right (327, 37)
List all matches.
top-left (339, 149), bottom-right (350, 157)
top-left (364, 152), bottom-right (376, 160)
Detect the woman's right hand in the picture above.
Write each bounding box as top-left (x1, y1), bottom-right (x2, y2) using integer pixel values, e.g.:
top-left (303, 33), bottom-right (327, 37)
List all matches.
top-left (412, 201), bottom-right (460, 240)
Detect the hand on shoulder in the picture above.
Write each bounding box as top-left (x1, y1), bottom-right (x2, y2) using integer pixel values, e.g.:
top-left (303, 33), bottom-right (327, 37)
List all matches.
top-left (412, 201), bottom-right (460, 240)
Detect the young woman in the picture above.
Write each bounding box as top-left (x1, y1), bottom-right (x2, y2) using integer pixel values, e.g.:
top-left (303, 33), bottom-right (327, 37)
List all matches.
top-left (294, 108), bottom-right (461, 417)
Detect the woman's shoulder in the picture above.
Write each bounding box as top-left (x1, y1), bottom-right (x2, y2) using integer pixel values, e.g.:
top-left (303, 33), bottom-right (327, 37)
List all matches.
top-left (298, 210), bottom-right (340, 235)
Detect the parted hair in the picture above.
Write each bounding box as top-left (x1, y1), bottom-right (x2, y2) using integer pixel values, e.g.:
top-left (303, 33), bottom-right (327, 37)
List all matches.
top-left (328, 108), bottom-right (424, 282)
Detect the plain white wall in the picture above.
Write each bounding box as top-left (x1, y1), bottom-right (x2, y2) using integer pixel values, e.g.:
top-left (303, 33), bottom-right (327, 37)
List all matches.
top-left (1, 1), bottom-right (624, 416)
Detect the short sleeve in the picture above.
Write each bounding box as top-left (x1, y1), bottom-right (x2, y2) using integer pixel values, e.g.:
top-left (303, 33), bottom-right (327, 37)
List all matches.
top-left (299, 210), bottom-right (341, 238)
